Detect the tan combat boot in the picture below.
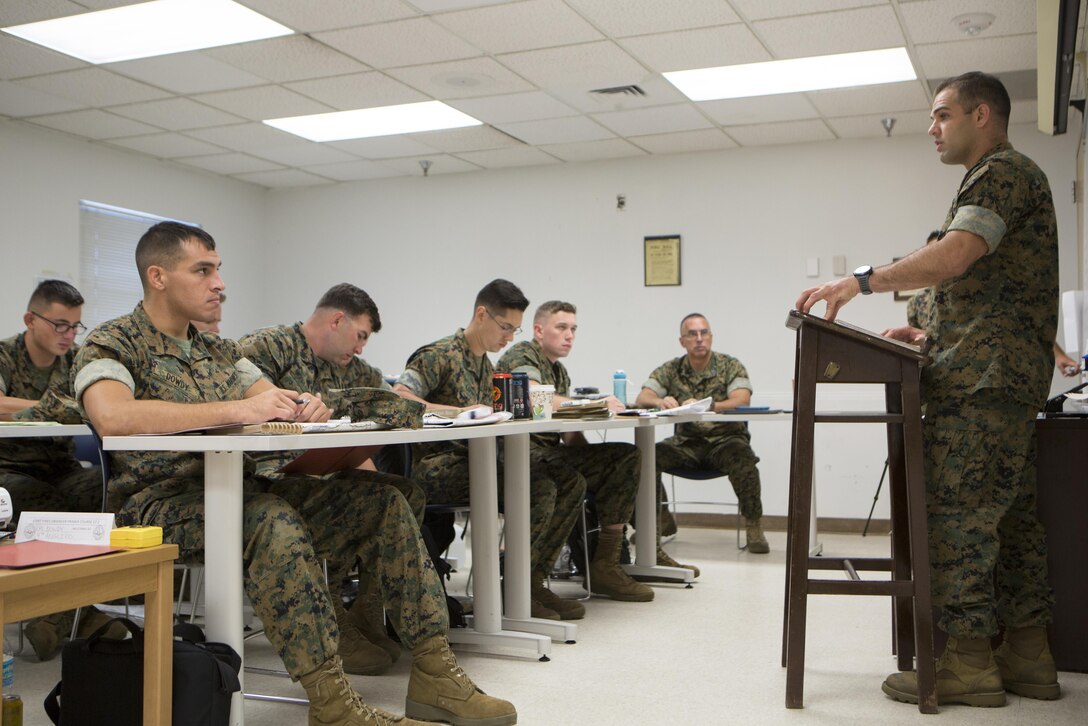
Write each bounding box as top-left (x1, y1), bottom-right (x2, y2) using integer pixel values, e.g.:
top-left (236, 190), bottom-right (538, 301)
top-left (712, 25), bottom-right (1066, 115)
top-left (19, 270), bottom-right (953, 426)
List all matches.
top-left (301, 656), bottom-right (428, 726)
top-left (589, 528), bottom-right (653, 602)
top-left (337, 610), bottom-right (394, 676)
top-left (405, 635), bottom-right (517, 726)
top-left (655, 546), bottom-right (700, 578)
top-left (882, 636), bottom-right (1006, 707)
top-left (346, 601), bottom-right (401, 663)
top-left (24, 606), bottom-right (128, 661)
top-left (994, 626), bottom-right (1061, 700)
top-left (745, 518), bottom-right (770, 554)
top-left (532, 580), bottom-right (585, 619)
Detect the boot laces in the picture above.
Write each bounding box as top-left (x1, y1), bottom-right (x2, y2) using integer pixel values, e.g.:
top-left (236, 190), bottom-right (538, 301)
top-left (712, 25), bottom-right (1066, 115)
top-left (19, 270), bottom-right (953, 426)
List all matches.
top-left (439, 644), bottom-right (473, 688)
top-left (330, 666), bottom-right (394, 724)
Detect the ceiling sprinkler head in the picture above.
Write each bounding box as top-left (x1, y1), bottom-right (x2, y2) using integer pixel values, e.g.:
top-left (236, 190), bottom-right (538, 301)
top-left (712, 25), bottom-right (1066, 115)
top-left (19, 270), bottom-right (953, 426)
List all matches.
top-left (881, 117), bottom-right (896, 137)
top-left (952, 13), bottom-right (995, 37)
top-left (419, 159), bottom-right (432, 177)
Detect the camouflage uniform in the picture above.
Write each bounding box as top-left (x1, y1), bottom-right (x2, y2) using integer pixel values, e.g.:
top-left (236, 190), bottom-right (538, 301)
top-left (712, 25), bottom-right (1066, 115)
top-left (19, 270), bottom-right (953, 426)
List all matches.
top-left (906, 288), bottom-right (934, 332)
top-left (497, 340), bottom-right (639, 526)
top-left (641, 352), bottom-right (764, 521)
top-left (0, 334), bottom-right (101, 520)
top-left (921, 141), bottom-right (1057, 639)
top-left (72, 304), bottom-right (447, 678)
top-left (239, 322), bottom-right (425, 521)
top-left (399, 330), bottom-right (585, 580)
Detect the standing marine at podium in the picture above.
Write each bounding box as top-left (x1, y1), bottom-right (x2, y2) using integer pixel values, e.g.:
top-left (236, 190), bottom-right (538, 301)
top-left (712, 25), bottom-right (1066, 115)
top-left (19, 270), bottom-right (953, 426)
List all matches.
top-left (797, 71), bottom-right (1060, 708)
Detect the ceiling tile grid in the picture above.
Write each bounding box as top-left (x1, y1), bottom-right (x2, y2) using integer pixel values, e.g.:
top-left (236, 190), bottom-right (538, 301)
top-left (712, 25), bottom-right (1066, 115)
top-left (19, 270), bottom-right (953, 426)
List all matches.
top-left (0, 0), bottom-right (1075, 188)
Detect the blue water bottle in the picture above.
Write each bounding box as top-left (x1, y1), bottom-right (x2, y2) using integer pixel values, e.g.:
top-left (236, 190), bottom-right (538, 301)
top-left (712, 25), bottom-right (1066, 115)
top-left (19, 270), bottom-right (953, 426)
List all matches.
top-left (612, 370), bottom-right (627, 407)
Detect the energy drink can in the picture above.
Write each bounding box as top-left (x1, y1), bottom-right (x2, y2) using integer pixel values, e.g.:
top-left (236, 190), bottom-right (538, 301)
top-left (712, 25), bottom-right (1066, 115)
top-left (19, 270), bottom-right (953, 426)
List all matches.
top-left (510, 372), bottom-right (531, 419)
top-left (3, 694), bottom-right (23, 726)
top-left (491, 373), bottom-right (512, 413)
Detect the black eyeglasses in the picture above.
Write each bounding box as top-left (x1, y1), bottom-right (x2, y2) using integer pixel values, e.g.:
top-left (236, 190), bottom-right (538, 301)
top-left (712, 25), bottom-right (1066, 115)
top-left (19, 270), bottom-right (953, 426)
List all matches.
top-left (485, 309), bottom-right (521, 335)
top-left (31, 311), bottom-right (87, 335)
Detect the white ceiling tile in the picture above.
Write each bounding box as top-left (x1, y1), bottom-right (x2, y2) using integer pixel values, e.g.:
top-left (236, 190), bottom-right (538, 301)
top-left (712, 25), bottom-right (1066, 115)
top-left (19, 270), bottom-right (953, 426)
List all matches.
top-left (726, 119), bottom-right (835, 146)
top-left (550, 75), bottom-right (688, 113)
top-left (499, 41), bottom-right (650, 93)
top-left (107, 53), bottom-right (269, 94)
top-left (187, 122), bottom-right (315, 152)
top-left (377, 153), bottom-right (484, 176)
top-left (755, 5), bottom-right (907, 59)
top-left (17, 68), bottom-right (170, 106)
top-left (825, 109), bottom-right (935, 139)
top-left (285, 72), bottom-right (428, 110)
top-left (807, 81), bottom-right (931, 117)
top-left (899, 0), bottom-right (1035, 44)
top-left (315, 17), bottom-right (481, 68)
top-left (250, 143), bottom-right (359, 167)
top-left (233, 168), bottom-right (336, 188)
top-left (0, 0), bottom-right (85, 25)
top-left (495, 115), bottom-right (615, 145)
top-left (299, 159), bottom-right (404, 182)
top-left (0, 34), bottom-right (86, 80)
top-left (105, 132), bottom-right (228, 157)
top-left (454, 146), bottom-right (561, 168)
top-left (409, 0), bottom-right (513, 11)
top-left (700, 94), bottom-right (819, 126)
top-left (236, 0), bottom-right (418, 33)
top-left (628, 129), bottom-right (738, 154)
top-left (537, 137), bottom-right (647, 162)
top-left (386, 57), bottom-right (535, 99)
top-left (435, 0), bottom-right (602, 54)
top-left (327, 134), bottom-right (442, 159)
top-left (194, 86), bottom-right (334, 122)
top-left (729, 0), bottom-right (885, 22)
top-left (111, 97), bottom-right (244, 130)
top-left (447, 91), bottom-right (578, 124)
top-left (565, 0), bottom-right (739, 37)
top-left (0, 80), bottom-right (84, 116)
top-left (592, 103), bottom-right (713, 136)
top-left (174, 152), bottom-right (284, 175)
top-left (204, 36), bottom-right (368, 83)
top-left (27, 108), bottom-right (160, 139)
top-left (916, 33), bottom-right (1036, 78)
top-left (618, 24), bottom-right (771, 73)
top-left (412, 125), bottom-right (524, 153)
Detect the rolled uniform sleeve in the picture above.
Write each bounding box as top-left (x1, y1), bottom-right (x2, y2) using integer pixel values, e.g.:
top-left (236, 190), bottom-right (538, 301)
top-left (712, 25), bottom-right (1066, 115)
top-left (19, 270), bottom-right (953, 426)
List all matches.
top-left (946, 159), bottom-right (1021, 254)
top-left (74, 357), bottom-right (136, 401)
top-left (397, 368), bottom-right (430, 398)
top-left (235, 357), bottom-right (264, 392)
top-left (947, 205), bottom-right (1007, 254)
top-left (726, 376), bottom-right (753, 396)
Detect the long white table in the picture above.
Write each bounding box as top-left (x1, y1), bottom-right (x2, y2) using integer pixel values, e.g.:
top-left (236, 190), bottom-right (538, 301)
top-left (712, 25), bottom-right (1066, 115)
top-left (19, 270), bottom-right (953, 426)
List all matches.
top-left (0, 423), bottom-right (90, 437)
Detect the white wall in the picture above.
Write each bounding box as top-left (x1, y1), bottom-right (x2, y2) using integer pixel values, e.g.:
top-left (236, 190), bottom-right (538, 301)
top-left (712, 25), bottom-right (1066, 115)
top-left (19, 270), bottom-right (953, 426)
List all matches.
top-left (259, 115), bottom-right (1081, 520)
top-left (0, 119), bottom-right (268, 339)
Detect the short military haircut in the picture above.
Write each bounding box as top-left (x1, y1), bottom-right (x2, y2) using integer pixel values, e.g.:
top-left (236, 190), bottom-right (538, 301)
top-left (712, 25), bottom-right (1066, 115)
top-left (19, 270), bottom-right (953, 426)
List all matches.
top-left (315, 283), bottom-right (382, 333)
top-left (534, 300), bottom-right (576, 325)
top-left (935, 71), bottom-right (1010, 133)
top-left (135, 221), bottom-right (216, 290)
top-left (475, 278), bottom-right (529, 314)
top-left (680, 312), bottom-right (709, 332)
top-left (28, 279), bottom-right (84, 311)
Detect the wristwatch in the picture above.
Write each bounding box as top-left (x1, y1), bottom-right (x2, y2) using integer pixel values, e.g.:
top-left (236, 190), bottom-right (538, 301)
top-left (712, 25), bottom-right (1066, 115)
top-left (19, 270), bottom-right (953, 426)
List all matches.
top-left (853, 265), bottom-right (874, 295)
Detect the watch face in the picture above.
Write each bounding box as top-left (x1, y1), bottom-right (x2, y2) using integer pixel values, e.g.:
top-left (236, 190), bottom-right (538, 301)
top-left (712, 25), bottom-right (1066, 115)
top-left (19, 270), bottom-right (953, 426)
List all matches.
top-left (853, 265), bottom-right (872, 276)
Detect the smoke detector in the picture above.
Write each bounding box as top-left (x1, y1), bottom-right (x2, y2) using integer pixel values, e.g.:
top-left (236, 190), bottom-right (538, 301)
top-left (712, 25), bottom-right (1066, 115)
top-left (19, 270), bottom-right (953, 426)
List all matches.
top-left (952, 13), bottom-right (995, 36)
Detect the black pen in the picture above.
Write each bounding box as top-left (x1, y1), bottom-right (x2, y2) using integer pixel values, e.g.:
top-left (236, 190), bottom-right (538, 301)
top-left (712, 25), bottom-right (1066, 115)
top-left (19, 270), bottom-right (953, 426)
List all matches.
top-left (294, 398), bottom-right (309, 405)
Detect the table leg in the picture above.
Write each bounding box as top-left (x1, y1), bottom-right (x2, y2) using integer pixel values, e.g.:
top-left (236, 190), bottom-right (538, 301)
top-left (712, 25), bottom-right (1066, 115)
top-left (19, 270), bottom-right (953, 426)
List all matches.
top-left (500, 432), bottom-right (577, 643)
top-left (205, 450), bottom-right (245, 726)
top-left (446, 437), bottom-right (551, 660)
top-left (622, 425), bottom-right (693, 583)
top-left (144, 557), bottom-right (174, 726)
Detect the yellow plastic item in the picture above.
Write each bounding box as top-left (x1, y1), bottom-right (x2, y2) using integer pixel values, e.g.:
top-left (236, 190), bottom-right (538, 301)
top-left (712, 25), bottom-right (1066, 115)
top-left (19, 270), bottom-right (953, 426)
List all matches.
top-left (110, 525), bottom-right (163, 548)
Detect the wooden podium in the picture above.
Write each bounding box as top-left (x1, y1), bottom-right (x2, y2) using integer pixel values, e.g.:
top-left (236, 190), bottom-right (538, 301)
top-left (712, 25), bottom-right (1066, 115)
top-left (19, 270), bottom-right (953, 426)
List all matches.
top-left (782, 310), bottom-right (936, 713)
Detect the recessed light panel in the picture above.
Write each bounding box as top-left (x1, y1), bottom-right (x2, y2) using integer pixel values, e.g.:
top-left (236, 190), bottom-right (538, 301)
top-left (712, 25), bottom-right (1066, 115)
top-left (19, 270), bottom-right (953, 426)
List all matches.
top-left (264, 101), bottom-right (484, 142)
top-left (1, 0), bottom-right (293, 64)
top-left (664, 48), bottom-right (917, 101)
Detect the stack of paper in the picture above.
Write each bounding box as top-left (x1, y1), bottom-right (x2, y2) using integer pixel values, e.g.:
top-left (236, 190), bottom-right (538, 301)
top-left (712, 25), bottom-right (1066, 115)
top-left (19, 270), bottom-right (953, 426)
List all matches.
top-left (552, 399), bottom-right (611, 420)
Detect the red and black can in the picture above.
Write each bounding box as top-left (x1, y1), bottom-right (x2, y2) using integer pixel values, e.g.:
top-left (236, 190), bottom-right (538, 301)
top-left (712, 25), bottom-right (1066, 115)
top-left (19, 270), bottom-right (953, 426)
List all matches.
top-left (491, 373), bottom-right (512, 413)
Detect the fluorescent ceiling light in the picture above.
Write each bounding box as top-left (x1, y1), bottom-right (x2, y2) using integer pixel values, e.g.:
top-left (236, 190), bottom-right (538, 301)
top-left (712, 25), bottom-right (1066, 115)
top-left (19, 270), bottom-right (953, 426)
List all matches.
top-left (664, 47), bottom-right (917, 101)
top-left (265, 101), bottom-right (484, 142)
top-left (0, 0), bottom-right (292, 64)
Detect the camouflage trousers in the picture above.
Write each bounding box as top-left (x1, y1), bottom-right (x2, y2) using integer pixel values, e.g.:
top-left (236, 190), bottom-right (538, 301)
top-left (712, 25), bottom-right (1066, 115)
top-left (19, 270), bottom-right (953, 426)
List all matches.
top-left (412, 445), bottom-right (586, 580)
top-left (923, 394), bottom-right (1053, 639)
top-left (128, 469), bottom-right (447, 678)
top-left (654, 435), bottom-right (764, 521)
top-left (530, 442), bottom-right (640, 526)
top-left (0, 466), bottom-right (103, 522)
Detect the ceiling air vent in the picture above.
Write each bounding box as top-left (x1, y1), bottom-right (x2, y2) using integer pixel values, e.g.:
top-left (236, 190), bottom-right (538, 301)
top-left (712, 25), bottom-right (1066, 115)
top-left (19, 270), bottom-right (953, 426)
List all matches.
top-left (589, 84), bottom-right (646, 97)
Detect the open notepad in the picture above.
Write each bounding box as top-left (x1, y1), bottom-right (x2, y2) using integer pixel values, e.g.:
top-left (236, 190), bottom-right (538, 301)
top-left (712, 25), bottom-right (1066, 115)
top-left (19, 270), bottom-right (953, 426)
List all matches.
top-left (655, 397), bottom-right (714, 416)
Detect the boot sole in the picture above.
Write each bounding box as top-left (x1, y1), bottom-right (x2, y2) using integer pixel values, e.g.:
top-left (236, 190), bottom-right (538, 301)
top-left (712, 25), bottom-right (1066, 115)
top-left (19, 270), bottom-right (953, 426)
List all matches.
top-left (881, 682), bottom-right (1006, 707)
top-left (590, 590), bottom-right (654, 602)
top-left (1004, 681), bottom-right (1061, 700)
top-left (405, 699), bottom-right (517, 726)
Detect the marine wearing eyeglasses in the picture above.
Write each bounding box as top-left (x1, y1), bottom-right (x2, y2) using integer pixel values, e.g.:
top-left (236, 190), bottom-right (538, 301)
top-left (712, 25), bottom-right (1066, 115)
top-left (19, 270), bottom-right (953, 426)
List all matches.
top-left (395, 279), bottom-right (587, 621)
top-left (0, 279), bottom-right (120, 659)
top-left (634, 313), bottom-right (770, 555)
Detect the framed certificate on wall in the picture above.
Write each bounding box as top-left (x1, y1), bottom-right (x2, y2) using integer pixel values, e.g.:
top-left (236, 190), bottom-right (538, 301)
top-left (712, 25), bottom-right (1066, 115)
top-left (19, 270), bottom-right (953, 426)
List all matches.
top-left (644, 235), bottom-right (681, 286)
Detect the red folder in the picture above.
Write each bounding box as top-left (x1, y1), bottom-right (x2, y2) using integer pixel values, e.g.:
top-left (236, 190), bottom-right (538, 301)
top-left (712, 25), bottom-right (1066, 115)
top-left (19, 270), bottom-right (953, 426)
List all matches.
top-left (0, 540), bottom-right (120, 569)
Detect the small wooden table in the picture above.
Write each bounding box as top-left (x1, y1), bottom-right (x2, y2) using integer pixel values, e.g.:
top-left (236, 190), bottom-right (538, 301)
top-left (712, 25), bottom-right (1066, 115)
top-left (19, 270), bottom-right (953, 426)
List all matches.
top-left (0, 544), bottom-right (178, 725)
